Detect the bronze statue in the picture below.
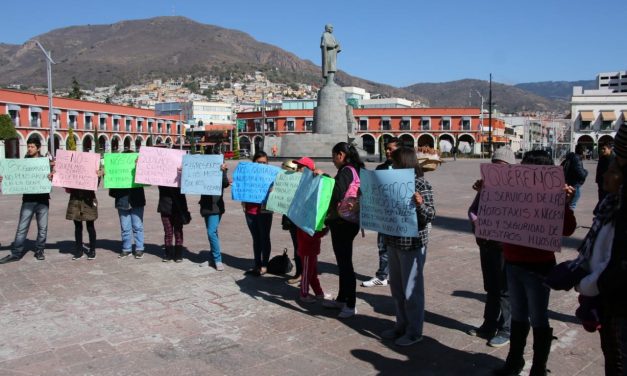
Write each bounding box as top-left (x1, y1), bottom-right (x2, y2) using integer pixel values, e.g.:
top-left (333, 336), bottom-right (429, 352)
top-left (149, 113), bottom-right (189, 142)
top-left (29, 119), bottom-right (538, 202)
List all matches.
top-left (321, 24), bottom-right (341, 84)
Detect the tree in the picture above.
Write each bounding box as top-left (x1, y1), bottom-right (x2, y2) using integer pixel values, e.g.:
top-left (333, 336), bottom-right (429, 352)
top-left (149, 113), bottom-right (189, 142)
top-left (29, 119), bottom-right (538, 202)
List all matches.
top-left (0, 114), bottom-right (18, 141)
top-left (233, 125), bottom-right (240, 160)
top-left (68, 77), bottom-right (83, 99)
top-left (66, 128), bottom-right (77, 151)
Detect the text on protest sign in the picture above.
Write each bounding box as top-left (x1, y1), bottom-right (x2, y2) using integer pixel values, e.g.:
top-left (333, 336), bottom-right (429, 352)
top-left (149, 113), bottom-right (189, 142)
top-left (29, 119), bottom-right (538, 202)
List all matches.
top-left (134, 146), bottom-right (186, 187)
top-left (266, 170), bottom-right (303, 215)
top-left (359, 168), bottom-right (418, 237)
top-left (104, 153), bottom-right (145, 189)
top-left (231, 162), bottom-right (281, 203)
top-left (1, 158), bottom-right (52, 194)
top-left (286, 169), bottom-right (335, 236)
top-left (475, 163), bottom-right (565, 252)
top-left (52, 150), bottom-right (100, 191)
top-left (181, 154), bottom-right (224, 195)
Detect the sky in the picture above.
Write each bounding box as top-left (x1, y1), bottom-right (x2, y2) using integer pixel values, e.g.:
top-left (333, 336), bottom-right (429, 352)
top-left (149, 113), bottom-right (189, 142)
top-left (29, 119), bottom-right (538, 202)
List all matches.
top-left (2, 0), bottom-right (625, 87)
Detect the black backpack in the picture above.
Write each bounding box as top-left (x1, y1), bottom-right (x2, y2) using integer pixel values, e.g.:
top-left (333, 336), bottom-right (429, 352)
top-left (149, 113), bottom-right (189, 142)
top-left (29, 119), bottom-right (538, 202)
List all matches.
top-left (266, 248), bottom-right (294, 275)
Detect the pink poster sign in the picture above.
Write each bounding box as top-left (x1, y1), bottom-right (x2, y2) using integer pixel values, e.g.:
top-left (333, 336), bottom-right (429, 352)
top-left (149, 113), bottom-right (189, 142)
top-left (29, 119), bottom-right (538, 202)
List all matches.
top-left (134, 146), bottom-right (186, 187)
top-left (475, 163), bottom-right (566, 252)
top-left (52, 150), bottom-right (101, 191)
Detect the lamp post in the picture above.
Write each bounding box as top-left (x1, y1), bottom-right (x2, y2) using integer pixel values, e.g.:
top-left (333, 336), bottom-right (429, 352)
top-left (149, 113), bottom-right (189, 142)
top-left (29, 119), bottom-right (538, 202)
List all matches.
top-left (178, 108), bottom-right (183, 150)
top-left (35, 40), bottom-right (56, 158)
top-left (474, 90), bottom-right (484, 158)
top-left (488, 73), bottom-right (493, 158)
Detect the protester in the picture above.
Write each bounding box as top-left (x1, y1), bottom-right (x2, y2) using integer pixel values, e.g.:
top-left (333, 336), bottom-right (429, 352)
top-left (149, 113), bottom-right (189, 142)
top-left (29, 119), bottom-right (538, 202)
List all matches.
top-left (379, 147), bottom-right (435, 346)
top-left (67, 169), bottom-right (104, 260)
top-left (108, 153), bottom-right (146, 259)
top-left (362, 137), bottom-right (401, 288)
top-left (280, 160), bottom-right (303, 284)
top-left (494, 150), bottom-right (577, 376)
top-left (562, 144), bottom-right (588, 209)
top-left (321, 142), bottom-right (363, 318)
top-left (595, 141), bottom-right (614, 203)
top-left (198, 163), bottom-right (230, 271)
top-left (467, 146), bottom-right (515, 348)
top-left (243, 151), bottom-right (273, 276)
top-left (291, 157), bottom-right (330, 303)
top-left (158, 185), bottom-right (189, 263)
top-left (0, 137), bottom-right (53, 264)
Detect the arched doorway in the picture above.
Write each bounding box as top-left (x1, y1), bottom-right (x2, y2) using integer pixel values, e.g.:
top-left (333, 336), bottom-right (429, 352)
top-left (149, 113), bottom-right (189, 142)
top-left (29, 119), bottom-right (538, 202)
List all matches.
top-left (111, 136), bottom-right (121, 152)
top-left (155, 137), bottom-right (163, 145)
top-left (417, 134), bottom-right (435, 148)
top-left (54, 134), bottom-right (62, 154)
top-left (361, 134), bottom-right (375, 154)
top-left (438, 134), bottom-right (455, 153)
top-left (239, 136), bottom-right (251, 154)
top-left (253, 136), bottom-right (263, 154)
top-left (165, 137), bottom-right (172, 146)
top-left (146, 136), bottom-right (153, 147)
top-left (123, 136), bottom-right (132, 151)
top-left (399, 134), bottom-right (415, 148)
top-left (135, 136), bottom-right (143, 151)
top-left (98, 135), bottom-right (107, 152)
top-left (82, 135), bottom-right (93, 152)
top-left (457, 134), bottom-right (475, 154)
top-left (4, 137), bottom-right (20, 158)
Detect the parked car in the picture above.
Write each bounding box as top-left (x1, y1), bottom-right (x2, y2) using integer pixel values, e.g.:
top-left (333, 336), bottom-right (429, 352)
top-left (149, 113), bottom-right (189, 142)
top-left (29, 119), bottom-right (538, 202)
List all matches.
top-left (239, 149), bottom-right (250, 158)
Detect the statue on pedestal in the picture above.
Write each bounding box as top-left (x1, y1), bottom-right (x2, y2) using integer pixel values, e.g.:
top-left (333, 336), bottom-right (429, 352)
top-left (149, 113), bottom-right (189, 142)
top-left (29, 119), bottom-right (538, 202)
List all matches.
top-left (321, 24), bottom-right (341, 84)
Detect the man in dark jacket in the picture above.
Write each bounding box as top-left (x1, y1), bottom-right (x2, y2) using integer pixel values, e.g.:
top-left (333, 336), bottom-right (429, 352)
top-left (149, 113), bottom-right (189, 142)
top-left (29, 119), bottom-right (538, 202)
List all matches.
top-left (563, 144), bottom-right (588, 209)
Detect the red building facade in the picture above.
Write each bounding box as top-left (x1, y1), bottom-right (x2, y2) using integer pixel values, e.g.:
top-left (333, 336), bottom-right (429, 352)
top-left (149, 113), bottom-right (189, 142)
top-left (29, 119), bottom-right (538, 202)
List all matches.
top-left (236, 107), bottom-right (507, 155)
top-left (0, 89), bottom-right (183, 158)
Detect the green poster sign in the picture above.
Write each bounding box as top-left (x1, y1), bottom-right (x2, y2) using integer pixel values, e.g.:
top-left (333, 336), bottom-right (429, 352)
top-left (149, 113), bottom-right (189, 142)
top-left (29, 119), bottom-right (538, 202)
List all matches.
top-left (104, 153), bottom-right (145, 189)
top-left (0, 158), bottom-right (52, 194)
top-left (315, 175), bottom-right (335, 231)
top-left (266, 170), bottom-right (303, 215)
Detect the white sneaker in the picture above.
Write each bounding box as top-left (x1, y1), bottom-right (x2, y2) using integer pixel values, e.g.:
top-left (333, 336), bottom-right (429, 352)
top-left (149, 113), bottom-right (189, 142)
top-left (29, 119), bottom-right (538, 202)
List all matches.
top-left (322, 299), bottom-right (346, 310)
top-left (361, 277), bottom-right (388, 287)
top-left (338, 306), bottom-right (356, 319)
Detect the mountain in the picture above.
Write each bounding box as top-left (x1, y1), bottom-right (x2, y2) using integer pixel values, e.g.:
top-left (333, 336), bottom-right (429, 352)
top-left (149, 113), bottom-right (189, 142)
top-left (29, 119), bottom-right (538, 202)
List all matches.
top-left (403, 79), bottom-right (570, 114)
top-left (514, 80), bottom-right (596, 101)
top-left (0, 16), bottom-right (416, 100)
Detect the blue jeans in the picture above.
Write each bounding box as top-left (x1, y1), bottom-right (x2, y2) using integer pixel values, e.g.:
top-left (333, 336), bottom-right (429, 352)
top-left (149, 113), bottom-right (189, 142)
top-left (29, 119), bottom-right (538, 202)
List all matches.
top-left (12, 202), bottom-right (49, 257)
top-left (388, 245), bottom-right (426, 337)
top-left (376, 233), bottom-right (389, 280)
top-left (569, 184), bottom-right (582, 210)
top-left (506, 263), bottom-right (550, 328)
top-left (117, 207), bottom-right (144, 252)
top-left (245, 212), bottom-right (273, 268)
top-left (204, 214), bottom-right (222, 264)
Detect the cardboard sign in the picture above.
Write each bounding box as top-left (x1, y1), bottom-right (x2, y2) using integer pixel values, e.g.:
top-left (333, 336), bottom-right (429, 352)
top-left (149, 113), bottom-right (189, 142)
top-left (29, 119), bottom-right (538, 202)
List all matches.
top-left (475, 163), bottom-right (566, 252)
top-left (52, 150), bottom-right (100, 191)
top-left (360, 168), bottom-right (418, 237)
top-left (231, 162), bottom-right (281, 203)
top-left (286, 169), bottom-right (335, 236)
top-left (266, 170), bottom-right (303, 215)
top-left (0, 158), bottom-right (52, 194)
top-left (104, 153), bottom-right (145, 189)
top-left (181, 154), bottom-right (224, 195)
top-left (134, 146), bottom-right (186, 187)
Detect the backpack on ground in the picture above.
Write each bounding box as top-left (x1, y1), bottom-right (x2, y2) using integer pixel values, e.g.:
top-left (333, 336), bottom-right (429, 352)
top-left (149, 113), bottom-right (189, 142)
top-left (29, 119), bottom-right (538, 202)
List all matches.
top-left (267, 248), bottom-right (294, 275)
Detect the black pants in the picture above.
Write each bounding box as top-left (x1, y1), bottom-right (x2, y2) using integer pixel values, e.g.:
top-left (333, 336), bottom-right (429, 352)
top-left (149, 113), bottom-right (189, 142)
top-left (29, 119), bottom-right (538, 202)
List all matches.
top-left (330, 221), bottom-right (360, 309)
top-left (479, 241), bottom-right (511, 333)
top-left (288, 224), bottom-right (303, 276)
top-left (74, 220), bottom-right (96, 251)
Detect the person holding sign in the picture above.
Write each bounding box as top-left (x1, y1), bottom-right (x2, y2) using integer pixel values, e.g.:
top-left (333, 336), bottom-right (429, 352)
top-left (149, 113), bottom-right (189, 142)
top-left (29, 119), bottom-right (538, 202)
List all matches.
top-left (198, 163), bottom-right (230, 271)
top-left (66, 168), bottom-right (104, 261)
top-left (0, 137), bottom-right (53, 264)
top-left (279, 160), bottom-right (303, 285)
top-left (158, 185), bottom-right (190, 263)
top-left (379, 147), bottom-right (435, 346)
top-left (321, 142), bottom-right (363, 319)
top-left (494, 150), bottom-right (576, 376)
top-left (243, 151), bottom-right (274, 276)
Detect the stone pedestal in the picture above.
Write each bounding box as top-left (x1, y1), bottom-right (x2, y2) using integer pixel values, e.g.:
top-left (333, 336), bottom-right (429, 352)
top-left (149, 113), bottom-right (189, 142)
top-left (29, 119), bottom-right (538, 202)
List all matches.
top-left (314, 81), bottom-right (351, 134)
top-left (280, 133), bottom-right (352, 158)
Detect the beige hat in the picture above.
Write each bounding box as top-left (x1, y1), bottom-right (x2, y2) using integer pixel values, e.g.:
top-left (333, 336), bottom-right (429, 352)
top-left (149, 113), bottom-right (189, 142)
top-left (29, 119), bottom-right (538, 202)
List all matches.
top-left (492, 146), bottom-right (515, 165)
top-left (281, 160), bottom-right (298, 171)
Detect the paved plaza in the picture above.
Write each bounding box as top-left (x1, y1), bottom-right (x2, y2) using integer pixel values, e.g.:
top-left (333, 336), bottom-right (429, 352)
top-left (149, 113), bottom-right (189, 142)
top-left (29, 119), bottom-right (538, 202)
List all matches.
top-left (0, 158), bottom-right (605, 375)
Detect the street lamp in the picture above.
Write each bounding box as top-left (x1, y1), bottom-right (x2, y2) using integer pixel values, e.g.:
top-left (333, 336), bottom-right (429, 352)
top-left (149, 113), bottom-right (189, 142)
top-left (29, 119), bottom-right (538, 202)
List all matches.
top-left (474, 90), bottom-right (485, 158)
top-left (34, 40), bottom-right (56, 158)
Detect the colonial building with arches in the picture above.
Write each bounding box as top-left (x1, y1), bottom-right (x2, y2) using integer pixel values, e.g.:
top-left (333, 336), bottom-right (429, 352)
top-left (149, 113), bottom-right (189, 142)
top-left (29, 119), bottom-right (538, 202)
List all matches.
top-left (236, 107), bottom-right (507, 156)
top-left (0, 89), bottom-right (182, 158)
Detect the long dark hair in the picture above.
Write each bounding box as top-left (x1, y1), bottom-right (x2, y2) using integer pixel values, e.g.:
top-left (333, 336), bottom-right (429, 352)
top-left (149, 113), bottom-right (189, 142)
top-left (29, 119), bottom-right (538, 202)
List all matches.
top-left (252, 150), bottom-right (268, 162)
top-left (522, 150), bottom-right (553, 166)
top-left (391, 147), bottom-right (424, 177)
top-left (332, 142), bottom-right (364, 169)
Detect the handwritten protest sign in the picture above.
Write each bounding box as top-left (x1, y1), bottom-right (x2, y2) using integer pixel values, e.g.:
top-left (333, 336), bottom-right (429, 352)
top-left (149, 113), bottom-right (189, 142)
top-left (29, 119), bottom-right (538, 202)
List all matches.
top-left (475, 163), bottom-right (566, 252)
top-left (52, 150), bottom-right (100, 191)
top-left (0, 158), bottom-right (52, 194)
top-left (360, 168), bottom-right (418, 237)
top-left (181, 154), bottom-right (224, 195)
top-left (286, 169), bottom-right (335, 235)
top-left (266, 171), bottom-right (303, 214)
top-left (103, 153), bottom-right (145, 189)
top-left (134, 146), bottom-right (186, 187)
top-left (231, 162), bottom-right (281, 203)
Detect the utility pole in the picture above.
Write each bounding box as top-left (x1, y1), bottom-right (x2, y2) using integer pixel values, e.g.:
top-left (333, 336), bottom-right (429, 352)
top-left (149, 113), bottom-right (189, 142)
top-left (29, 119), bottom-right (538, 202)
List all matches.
top-left (35, 40), bottom-right (56, 158)
top-left (261, 91), bottom-right (266, 153)
top-left (474, 90), bottom-right (484, 159)
top-left (488, 73), bottom-right (493, 158)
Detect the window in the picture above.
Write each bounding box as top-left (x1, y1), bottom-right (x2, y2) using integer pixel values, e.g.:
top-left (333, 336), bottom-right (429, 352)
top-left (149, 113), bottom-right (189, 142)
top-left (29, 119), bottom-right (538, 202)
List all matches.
top-left (267, 120), bottom-right (275, 132)
top-left (461, 118), bottom-right (471, 130)
top-left (148, 123), bottom-right (153, 134)
top-left (580, 121), bottom-right (591, 130)
top-left (53, 113), bottom-right (61, 129)
top-left (126, 119), bottom-right (132, 132)
top-left (157, 122), bottom-right (163, 133)
top-left (167, 123), bottom-right (171, 134)
top-left (305, 118), bottom-right (313, 131)
top-left (441, 118), bottom-right (451, 130)
top-left (285, 120), bottom-right (295, 132)
top-left (400, 118), bottom-right (411, 130)
top-left (137, 121), bottom-right (143, 133)
top-left (85, 116), bottom-right (93, 130)
top-left (254, 119), bottom-right (261, 132)
top-left (113, 118), bottom-right (120, 132)
top-left (421, 118), bottom-right (430, 130)
top-left (99, 117), bottom-right (106, 130)
top-left (176, 124), bottom-right (181, 134)
top-left (69, 115), bottom-right (77, 129)
top-left (9, 110), bottom-right (19, 126)
top-left (381, 118), bottom-right (391, 130)
top-left (601, 120), bottom-right (613, 131)
top-left (359, 118), bottom-right (368, 131)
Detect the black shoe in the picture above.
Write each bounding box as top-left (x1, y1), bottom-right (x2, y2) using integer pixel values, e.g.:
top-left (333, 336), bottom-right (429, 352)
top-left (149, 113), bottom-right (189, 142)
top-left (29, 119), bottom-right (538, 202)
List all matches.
top-left (72, 253), bottom-right (84, 260)
top-left (118, 252), bottom-right (131, 258)
top-left (173, 245), bottom-right (183, 262)
top-left (467, 326), bottom-right (496, 339)
top-left (0, 254), bottom-right (20, 264)
top-left (34, 250), bottom-right (45, 261)
top-left (134, 251), bottom-right (144, 259)
top-left (87, 250), bottom-right (96, 260)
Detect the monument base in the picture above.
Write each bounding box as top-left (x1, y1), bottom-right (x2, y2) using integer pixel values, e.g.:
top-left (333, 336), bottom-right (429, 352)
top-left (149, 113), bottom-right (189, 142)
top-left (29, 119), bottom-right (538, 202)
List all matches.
top-left (280, 133), bottom-right (355, 159)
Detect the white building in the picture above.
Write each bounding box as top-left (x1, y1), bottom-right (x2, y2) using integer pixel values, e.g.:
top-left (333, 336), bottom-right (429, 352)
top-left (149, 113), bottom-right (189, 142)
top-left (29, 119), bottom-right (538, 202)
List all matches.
top-left (597, 71), bottom-right (627, 93)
